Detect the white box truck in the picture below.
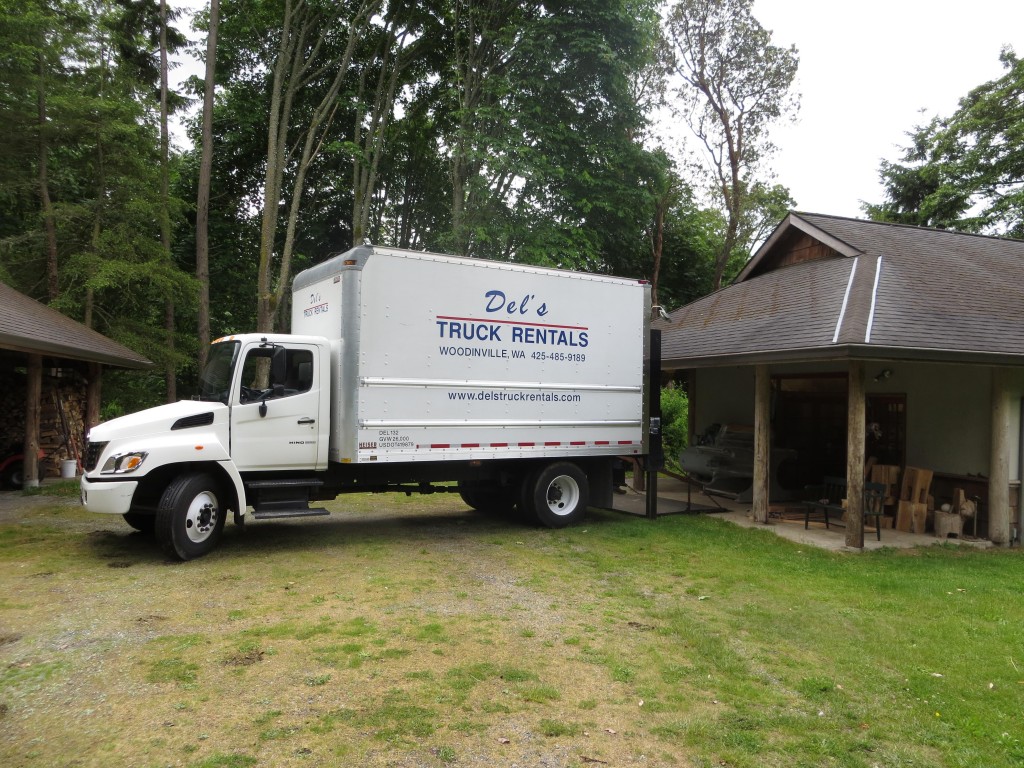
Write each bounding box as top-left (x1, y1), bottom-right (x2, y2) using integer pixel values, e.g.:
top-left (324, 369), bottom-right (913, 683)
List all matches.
top-left (80, 244), bottom-right (653, 559)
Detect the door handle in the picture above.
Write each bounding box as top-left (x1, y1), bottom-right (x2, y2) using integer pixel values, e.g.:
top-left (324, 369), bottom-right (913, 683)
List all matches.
top-left (297, 417), bottom-right (316, 425)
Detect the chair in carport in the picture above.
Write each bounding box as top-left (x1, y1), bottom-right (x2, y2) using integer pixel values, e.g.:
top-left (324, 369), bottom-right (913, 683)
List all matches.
top-left (803, 475), bottom-right (846, 531)
top-left (804, 477), bottom-right (887, 541)
top-left (862, 481), bottom-right (886, 541)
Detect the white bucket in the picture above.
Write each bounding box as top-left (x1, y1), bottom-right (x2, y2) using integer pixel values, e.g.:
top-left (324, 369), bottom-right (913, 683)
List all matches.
top-left (61, 459), bottom-right (77, 479)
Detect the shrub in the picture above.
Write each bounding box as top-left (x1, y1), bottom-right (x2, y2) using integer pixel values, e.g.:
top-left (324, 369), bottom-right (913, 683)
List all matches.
top-left (660, 385), bottom-right (689, 468)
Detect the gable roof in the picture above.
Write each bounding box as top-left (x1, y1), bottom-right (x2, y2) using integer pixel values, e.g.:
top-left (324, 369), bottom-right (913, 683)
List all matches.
top-left (0, 281), bottom-right (152, 369)
top-left (660, 212), bottom-right (1024, 369)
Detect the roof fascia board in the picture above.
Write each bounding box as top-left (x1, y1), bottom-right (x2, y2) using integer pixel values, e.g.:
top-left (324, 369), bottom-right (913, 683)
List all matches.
top-left (0, 335), bottom-right (152, 369)
top-left (735, 212), bottom-right (864, 283)
top-left (663, 344), bottom-right (1024, 370)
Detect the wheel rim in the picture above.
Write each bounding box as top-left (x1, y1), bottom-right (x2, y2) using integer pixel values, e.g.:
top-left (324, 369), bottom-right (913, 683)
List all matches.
top-left (184, 491), bottom-right (219, 543)
top-left (545, 474), bottom-right (580, 517)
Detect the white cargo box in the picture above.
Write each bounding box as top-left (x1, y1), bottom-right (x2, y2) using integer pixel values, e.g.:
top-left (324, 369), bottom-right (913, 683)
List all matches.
top-left (292, 246), bottom-right (648, 464)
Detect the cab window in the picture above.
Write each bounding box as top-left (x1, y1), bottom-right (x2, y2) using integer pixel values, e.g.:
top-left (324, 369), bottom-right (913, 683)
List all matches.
top-left (238, 347), bottom-right (314, 404)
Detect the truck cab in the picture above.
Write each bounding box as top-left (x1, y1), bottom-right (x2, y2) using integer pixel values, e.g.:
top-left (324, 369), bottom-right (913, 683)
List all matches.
top-left (81, 334), bottom-right (331, 559)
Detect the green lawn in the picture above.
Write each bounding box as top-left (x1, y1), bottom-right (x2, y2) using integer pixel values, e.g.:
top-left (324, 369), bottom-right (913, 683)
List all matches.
top-left (1, 485), bottom-right (1022, 767)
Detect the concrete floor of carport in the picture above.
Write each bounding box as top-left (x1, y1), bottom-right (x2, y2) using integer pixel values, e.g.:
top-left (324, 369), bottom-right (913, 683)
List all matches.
top-left (612, 475), bottom-right (993, 553)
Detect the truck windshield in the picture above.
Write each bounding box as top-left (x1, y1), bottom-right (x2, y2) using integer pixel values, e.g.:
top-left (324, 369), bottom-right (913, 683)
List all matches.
top-left (197, 341), bottom-right (241, 404)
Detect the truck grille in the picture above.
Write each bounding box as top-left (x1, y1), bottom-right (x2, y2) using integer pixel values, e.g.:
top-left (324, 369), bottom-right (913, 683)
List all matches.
top-left (84, 441), bottom-right (108, 471)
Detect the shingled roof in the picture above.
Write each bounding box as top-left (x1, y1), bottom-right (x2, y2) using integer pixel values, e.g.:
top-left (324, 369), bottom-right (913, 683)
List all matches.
top-left (0, 281), bottom-right (152, 369)
top-left (660, 212), bottom-right (1024, 368)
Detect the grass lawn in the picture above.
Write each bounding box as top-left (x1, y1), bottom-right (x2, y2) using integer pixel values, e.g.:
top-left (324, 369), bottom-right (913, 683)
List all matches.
top-left (1, 483), bottom-right (1022, 767)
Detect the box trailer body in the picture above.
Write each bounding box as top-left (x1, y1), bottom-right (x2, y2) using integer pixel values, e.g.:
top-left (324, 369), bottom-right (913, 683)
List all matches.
top-left (80, 245), bottom-right (652, 559)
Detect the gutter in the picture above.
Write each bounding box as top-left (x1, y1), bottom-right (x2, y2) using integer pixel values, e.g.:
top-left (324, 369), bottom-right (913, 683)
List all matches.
top-left (661, 344), bottom-right (1024, 371)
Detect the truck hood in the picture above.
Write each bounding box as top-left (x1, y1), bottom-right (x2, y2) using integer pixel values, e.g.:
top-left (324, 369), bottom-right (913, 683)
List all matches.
top-left (88, 400), bottom-right (228, 443)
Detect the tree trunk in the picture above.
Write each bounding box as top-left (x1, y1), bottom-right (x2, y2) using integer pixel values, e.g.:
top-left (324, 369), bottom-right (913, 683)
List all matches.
top-left (256, 0), bottom-right (298, 333)
top-left (86, 363), bottom-right (102, 429)
top-left (37, 52), bottom-right (59, 302)
top-left (352, 24), bottom-right (407, 245)
top-left (159, 0), bottom-right (175, 403)
top-left (651, 190), bottom-right (669, 308)
top-left (258, 0), bottom-right (377, 332)
top-left (195, 0), bottom-right (219, 372)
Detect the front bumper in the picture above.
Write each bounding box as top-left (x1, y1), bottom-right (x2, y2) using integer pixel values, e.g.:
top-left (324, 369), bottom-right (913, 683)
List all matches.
top-left (80, 476), bottom-right (138, 515)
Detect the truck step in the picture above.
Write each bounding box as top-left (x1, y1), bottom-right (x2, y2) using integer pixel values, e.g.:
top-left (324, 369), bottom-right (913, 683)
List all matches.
top-left (244, 478), bottom-right (324, 490)
top-left (251, 508), bottom-right (330, 520)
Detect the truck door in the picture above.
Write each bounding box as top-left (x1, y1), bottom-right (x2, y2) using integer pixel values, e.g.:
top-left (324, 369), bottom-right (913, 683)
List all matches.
top-left (230, 343), bottom-right (322, 471)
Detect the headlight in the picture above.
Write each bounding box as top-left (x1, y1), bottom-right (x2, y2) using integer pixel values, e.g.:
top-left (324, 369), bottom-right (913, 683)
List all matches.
top-left (101, 451), bottom-right (148, 474)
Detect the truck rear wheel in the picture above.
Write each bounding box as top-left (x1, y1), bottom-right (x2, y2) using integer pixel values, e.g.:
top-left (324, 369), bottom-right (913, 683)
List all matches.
top-left (520, 462), bottom-right (589, 528)
top-left (458, 480), bottom-right (516, 515)
top-left (155, 473), bottom-right (226, 561)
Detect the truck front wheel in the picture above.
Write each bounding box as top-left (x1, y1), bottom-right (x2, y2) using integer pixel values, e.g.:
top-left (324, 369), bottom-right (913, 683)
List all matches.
top-left (122, 512), bottom-right (155, 534)
top-left (520, 462), bottom-right (589, 528)
top-left (155, 473), bottom-right (226, 561)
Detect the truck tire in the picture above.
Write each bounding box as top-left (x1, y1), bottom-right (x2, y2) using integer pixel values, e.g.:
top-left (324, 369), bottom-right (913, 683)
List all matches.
top-left (155, 473), bottom-right (226, 561)
top-left (520, 462), bottom-right (589, 528)
top-left (122, 512), bottom-right (155, 534)
top-left (458, 480), bottom-right (516, 515)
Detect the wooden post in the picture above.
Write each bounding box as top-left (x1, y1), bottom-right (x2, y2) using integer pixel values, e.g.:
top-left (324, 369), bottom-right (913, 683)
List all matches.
top-left (845, 361), bottom-right (866, 548)
top-left (23, 354), bottom-right (42, 489)
top-left (86, 363), bottom-right (102, 429)
top-left (989, 367), bottom-right (1011, 545)
top-left (752, 364), bottom-right (770, 523)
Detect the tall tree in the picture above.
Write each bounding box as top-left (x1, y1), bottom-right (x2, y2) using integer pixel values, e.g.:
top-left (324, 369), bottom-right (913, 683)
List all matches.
top-left (256, 0), bottom-right (379, 333)
top-left (0, 0), bottom-right (196, 377)
top-left (0, 0), bottom-right (85, 299)
top-left (159, 0), bottom-right (175, 401)
top-left (647, 152), bottom-right (679, 310)
top-left (665, 0), bottom-right (798, 288)
top-left (195, 0), bottom-right (219, 371)
top-left (442, 0), bottom-right (661, 269)
top-left (349, 4), bottom-right (436, 245)
top-left (37, 30), bottom-right (61, 301)
top-left (866, 48), bottom-right (1024, 238)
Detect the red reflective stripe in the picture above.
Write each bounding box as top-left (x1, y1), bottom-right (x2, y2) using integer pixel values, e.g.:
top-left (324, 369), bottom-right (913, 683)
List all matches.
top-left (518, 442), bottom-right (535, 447)
top-left (618, 441), bottom-right (633, 445)
top-left (595, 440), bottom-right (610, 445)
top-left (570, 441), bottom-right (586, 446)
top-left (436, 314), bottom-right (588, 331)
top-left (431, 444), bottom-right (450, 449)
top-left (461, 443), bottom-right (480, 448)
top-left (545, 441), bottom-right (560, 446)
top-left (491, 442), bottom-right (508, 448)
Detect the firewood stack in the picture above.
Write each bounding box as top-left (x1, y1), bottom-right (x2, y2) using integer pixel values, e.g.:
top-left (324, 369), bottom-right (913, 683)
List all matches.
top-left (0, 371), bottom-right (87, 479)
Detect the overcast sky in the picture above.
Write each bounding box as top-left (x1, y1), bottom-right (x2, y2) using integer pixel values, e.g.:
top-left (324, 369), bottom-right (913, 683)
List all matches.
top-left (751, 0), bottom-right (1024, 217)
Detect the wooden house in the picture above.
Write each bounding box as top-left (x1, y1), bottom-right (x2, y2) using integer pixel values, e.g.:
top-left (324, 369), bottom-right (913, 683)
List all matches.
top-left (658, 212), bottom-right (1024, 547)
top-left (0, 281), bottom-right (151, 484)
